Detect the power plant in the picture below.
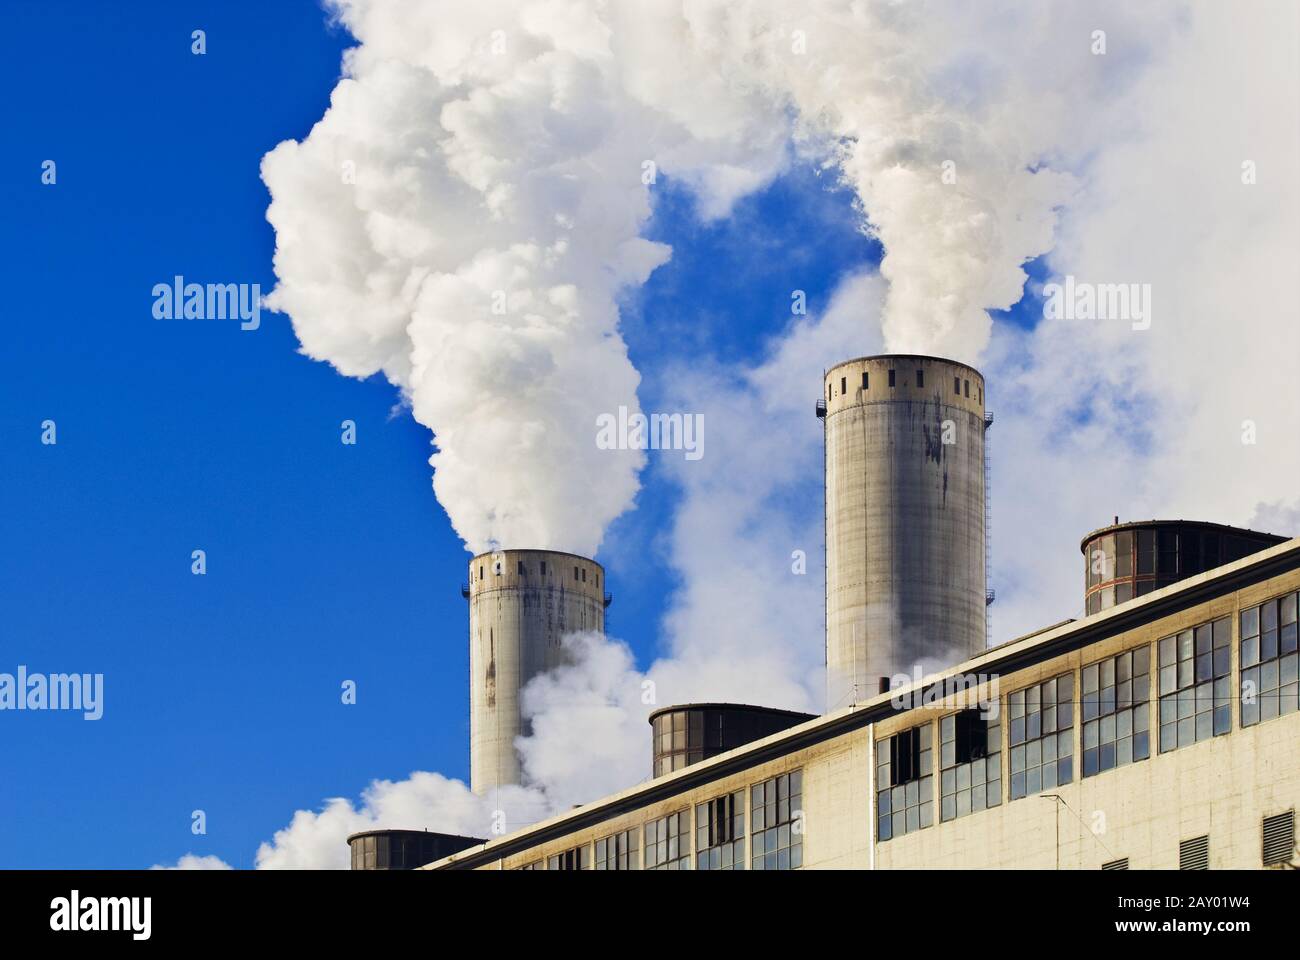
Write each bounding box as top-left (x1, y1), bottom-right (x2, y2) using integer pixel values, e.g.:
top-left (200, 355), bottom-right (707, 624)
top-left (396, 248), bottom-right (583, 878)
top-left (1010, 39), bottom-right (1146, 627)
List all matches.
top-left (820, 355), bottom-right (989, 707)
top-left (354, 352), bottom-right (1299, 871)
top-left (465, 549), bottom-right (609, 794)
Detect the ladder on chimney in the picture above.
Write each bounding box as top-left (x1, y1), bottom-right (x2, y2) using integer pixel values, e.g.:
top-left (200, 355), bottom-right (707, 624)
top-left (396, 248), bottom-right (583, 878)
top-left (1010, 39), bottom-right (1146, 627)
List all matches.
top-left (984, 411), bottom-right (995, 646)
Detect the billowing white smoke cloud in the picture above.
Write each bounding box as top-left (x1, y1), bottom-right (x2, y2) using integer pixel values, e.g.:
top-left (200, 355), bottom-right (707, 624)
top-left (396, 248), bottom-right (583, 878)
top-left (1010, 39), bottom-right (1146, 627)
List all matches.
top-left (261, 0), bottom-right (1121, 552)
top-left (220, 1), bottom-right (1298, 868)
top-left (158, 774), bottom-right (550, 871)
top-left (261, 0), bottom-right (793, 555)
top-left (252, 774), bottom-right (548, 870)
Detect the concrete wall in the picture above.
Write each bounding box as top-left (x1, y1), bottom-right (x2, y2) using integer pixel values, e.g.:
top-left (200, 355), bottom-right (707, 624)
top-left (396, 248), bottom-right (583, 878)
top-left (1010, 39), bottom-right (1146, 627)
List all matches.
top-left (468, 549), bottom-right (606, 795)
top-left (824, 356), bottom-right (987, 709)
top-left (438, 562), bottom-right (1300, 869)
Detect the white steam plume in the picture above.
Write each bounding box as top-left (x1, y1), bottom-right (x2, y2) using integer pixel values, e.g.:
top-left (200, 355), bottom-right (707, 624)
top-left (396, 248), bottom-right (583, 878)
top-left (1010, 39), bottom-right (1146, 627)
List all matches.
top-left (261, 0), bottom-right (791, 555)
top-left (260, 0), bottom-right (1127, 551)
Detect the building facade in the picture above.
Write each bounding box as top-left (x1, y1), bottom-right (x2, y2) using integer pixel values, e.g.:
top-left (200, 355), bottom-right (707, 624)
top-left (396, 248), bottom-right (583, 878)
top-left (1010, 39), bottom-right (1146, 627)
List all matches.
top-left (427, 538), bottom-right (1300, 870)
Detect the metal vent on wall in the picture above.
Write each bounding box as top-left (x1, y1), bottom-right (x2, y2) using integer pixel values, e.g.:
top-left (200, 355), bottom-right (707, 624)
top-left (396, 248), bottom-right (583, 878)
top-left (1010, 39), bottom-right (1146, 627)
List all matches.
top-left (1263, 810), bottom-right (1295, 866)
top-left (1101, 858), bottom-right (1129, 870)
top-left (1179, 835), bottom-right (1209, 870)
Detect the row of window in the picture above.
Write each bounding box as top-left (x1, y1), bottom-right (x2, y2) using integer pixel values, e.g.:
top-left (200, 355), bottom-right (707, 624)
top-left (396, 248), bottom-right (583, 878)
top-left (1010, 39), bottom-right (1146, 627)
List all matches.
top-left (525, 812), bottom-right (1297, 870)
top-left (876, 590), bottom-right (1298, 843)
top-left (1087, 529), bottom-right (1276, 590)
top-left (1083, 529), bottom-right (1277, 614)
top-left (827, 371), bottom-right (982, 404)
top-left (518, 772), bottom-right (804, 870)
top-left (473, 560), bottom-right (599, 587)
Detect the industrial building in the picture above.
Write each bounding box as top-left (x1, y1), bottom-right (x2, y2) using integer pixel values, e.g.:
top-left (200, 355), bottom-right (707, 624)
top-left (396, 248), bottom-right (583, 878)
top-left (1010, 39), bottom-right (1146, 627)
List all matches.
top-left (348, 354), bottom-right (1298, 871)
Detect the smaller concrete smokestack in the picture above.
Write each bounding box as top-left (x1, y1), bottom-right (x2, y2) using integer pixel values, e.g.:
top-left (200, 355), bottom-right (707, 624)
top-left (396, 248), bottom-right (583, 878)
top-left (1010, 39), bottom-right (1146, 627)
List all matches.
top-left (466, 549), bottom-right (608, 794)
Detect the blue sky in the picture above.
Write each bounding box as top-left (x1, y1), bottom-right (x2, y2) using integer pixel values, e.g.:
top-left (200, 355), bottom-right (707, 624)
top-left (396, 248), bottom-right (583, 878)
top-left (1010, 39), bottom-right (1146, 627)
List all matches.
top-left (0, 1), bottom-right (882, 868)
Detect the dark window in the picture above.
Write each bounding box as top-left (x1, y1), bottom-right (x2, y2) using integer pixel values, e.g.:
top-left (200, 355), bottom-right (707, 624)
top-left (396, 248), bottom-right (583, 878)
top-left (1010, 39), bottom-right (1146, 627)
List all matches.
top-left (916, 370), bottom-right (924, 388)
top-left (1203, 533), bottom-right (1222, 568)
top-left (1183, 530), bottom-right (1202, 573)
top-left (546, 845), bottom-right (590, 870)
top-left (828, 382), bottom-right (833, 401)
top-left (979, 387), bottom-right (983, 404)
top-left (540, 561), bottom-right (547, 574)
top-left (876, 725), bottom-right (933, 841)
top-left (890, 726), bottom-right (922, 784)
top-left (751, 771), bottom-right (802, 870)
top-left (1241, 591), bottom-right (1299, 727)
top-left (964, 379), bottom-right (970, 397)
top-left (1262, 811), bottom-right (1295, 866)
top-left (1158, 529), bottom-right (1179, 575)
top-left (1133, 528), bottom-right (1154, 572)
top-left (888, 369), bottom-right (896, 387)
top-left (581, 568), bottom-right (586, 582)
top-left (573, 566), bottom-right (579, 581)
top-left (954, 376), bottom-right (961, 394)
top-left (1137, 530), bottom-right (1156, 576)
top-left (644, 811), bottom-right (691, 870)
top-left (841, 376), bottom-right (847, 395)
top-left (1158, 617), bottom-right (1231, 751)
top-left (1115, 531), bottom-right (1133, 578)
top-left (517, 561), bottom-right (524, 575)
top-left (1082, 646), bottom-right (1151, 777)
top-left (696, 791), bottom-right (745, 870)
top-left (479, 565), bottom-right (484, 579)
top-left (862, 372), bottom-right (869, 390)
top-left (1102, 858), bottom-right (1129, 870)
top-left (1010, 673), bottom-right (1075, 800)
top-left (1179, 835), bottom-right (1209, 870)
top-left (940, 710), bottom-right (1001, 821)
top-left (594, 829), bottom-right (639, 870)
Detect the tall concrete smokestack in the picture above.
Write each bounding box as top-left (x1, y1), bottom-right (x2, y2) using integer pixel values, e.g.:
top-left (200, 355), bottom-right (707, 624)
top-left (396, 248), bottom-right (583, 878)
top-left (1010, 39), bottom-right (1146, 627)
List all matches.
top-left (466, 549), bottom-right (608, 794)
top-left (821, 355), bottom-right (988, 708)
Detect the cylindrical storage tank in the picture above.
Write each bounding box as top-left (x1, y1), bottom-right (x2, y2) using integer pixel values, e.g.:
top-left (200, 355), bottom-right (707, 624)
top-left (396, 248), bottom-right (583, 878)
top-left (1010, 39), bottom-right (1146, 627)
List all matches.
top-left (347, 829), bottom-right (483, 870)
top-left (1080, 519), bottom-right (1287, 616)
top-left (823, 355), bottom-right (987, 708)
top-left (649, 703), bottom-right (817, 778)
top-left (467, 549), bottom-right (607, 794)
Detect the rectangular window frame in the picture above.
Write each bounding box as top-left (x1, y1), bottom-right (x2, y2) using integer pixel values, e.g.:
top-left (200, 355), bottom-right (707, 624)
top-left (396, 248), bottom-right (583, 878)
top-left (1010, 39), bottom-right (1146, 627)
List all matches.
top-left (876, 724), bottom-right (933, 842)
top-left (1009, 672), bottom-right (1075, 801)
top-left (750, 771), bottom-right (803, 870)
top-left (1081, 645), bottom-right (1151, 778)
